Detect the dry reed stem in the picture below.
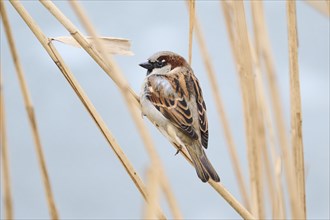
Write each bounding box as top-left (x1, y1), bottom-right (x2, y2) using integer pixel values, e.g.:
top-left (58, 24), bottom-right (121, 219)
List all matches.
top-left (28, 1), bottom-right (254, 218)
top-left (287, 1), bottom-right (306, 219)
top-left (1, 2), bottom-right (59, 219)
top-left (188, 0), bottom-right (195, 65)
top-left (275, 160), bottom-right (287, 219)
top-left (250, 1), bottom-right (297, 218)
top-left (68, 1), bottom-right (181, 218)
top-left (261, 104), bottom-right (287, 218)
top-left (222, 1), bottom-right (265, 218)
top-left (143, 166), bottom-right (161, 219)
top-left (250, 3), bottom-right (286, 218)
top-left (187, 2), bottom-right (250, 211)
top-left (249, 2), bottom-right (283, 213)
top-left (159, 175), bottom-right (182, 220)
top-left (0, 67), bottom-right (14, 220)
top-left (8, 1), bottom-right (167, 219)
top-left (220, 3), bottom-right (254, 210)
top-left (249, 37), bottom-right (279, 219)
top-left (262, 109), bottom-right (287, 219)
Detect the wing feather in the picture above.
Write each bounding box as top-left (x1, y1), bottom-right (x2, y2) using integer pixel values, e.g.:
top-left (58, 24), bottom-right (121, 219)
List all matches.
top-left (146, 73), bottom-right (198, 140)
top-left (191, 74), bottom-right (209, 149)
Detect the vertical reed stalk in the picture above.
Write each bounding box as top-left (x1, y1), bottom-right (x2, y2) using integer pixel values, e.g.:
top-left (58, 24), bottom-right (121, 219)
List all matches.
top-left (143, 167), bottom-right (161, 219)
top-left (187, 2), bottom-right (250, 211)
top-left (250, 2), bottom-right (288, 218)
top-left (8, 1), bottom-right (167, 219)
top-left (233, 4), bottom-right (263, 217)
top-left (249, 37), bottom-right (279, 219)
top-left (287, 1), bottom-right (306, 219)
top-left (250, 1), bottom-right (298, 218)
top-left (222, 1), bottom-right (265, 218)
top-left (1, 2), bottom-right (59, 219)
top-left (159, 175), bottom-right (182, 220)
top-left (0, 68), bottom-right (14, 220)
top-left (188, 0), bottom-right (195, 64)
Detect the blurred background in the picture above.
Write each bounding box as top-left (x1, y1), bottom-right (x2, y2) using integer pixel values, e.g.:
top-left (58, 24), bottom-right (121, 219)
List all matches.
top-left (1, 1), bottom-right (329, 219)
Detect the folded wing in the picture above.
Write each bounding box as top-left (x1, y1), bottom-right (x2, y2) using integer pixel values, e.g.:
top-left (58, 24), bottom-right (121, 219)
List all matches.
top-left (146, 72), bottom-right (198, 141)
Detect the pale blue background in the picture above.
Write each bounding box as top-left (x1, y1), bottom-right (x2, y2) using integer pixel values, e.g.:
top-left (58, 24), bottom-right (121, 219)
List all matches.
top-left (1, 1), bottom-right (329, 219)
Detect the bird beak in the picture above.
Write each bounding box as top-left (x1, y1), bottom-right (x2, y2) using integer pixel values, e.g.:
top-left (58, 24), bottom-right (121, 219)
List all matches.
top-left (139, 62), bottom-right (153, 70)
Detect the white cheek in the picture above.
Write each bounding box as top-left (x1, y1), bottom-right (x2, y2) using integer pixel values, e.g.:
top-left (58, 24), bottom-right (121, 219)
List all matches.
top-left (148, 65), bottom-right (171, 76)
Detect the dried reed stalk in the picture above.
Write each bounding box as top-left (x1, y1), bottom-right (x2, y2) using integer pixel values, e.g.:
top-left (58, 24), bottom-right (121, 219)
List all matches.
top-left (15, 0), bottom-right (255, 218)
top-left (188, 0), bottom-right (195, 65)
top-left (159, 175), bottom-right (182, 220)
top-left (221, 1), bottom-right (265, 218)
top-left (249, 37), bottom-right (279, 219)
top-left (250, 2), bottom-right (287, 218)
top-left (143, 166), bottom-right (161, 219)
top-left (187, 2), bottom-right (250, 211)
top-left (263, 111), bottom-right (287, 219)
top-left (257, 91), bottom-right (287, 219)
top-left (0, 67), bottom-right (14, 220)
top-left (68, 1), bottom-right (181, 218)
top-left (8, 1), bottom-right (167, 219)
top-left (287, 1), bottom-right (306, 219)
top-left (1, 2), bottom-right (59, 219)
top-left (250, 1), bottom-right (299, 218)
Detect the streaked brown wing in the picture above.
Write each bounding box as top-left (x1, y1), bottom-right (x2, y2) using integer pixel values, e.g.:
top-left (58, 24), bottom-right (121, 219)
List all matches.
top-left (191, 74), bottom-right (209, 149)
top-left (146, 74), bottom-right (198, 140)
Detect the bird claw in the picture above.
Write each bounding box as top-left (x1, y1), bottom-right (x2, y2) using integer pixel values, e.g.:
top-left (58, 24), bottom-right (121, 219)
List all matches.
top-left (174, 146), bottom-right (182, 156)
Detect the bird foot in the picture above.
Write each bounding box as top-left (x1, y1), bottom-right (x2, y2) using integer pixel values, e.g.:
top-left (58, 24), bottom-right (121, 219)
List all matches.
top-left (174, 146), bottom-right (182, 156)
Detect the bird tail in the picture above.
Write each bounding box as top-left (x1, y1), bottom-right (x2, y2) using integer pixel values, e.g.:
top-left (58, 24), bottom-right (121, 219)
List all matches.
top-left (185, 142), bottom-right (220, 183)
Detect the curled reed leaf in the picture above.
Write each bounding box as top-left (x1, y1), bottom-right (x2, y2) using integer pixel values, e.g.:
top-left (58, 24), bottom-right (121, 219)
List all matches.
top-left (52, 36), bottom-right (134, 56)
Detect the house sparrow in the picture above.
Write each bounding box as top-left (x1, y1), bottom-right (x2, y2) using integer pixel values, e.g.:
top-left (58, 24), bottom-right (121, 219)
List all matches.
top-left (139, 51), bottom-right (220, 183)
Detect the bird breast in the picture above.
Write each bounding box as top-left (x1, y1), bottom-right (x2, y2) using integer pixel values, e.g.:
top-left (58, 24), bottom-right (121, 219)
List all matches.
top-left (140, 78), bottom-right (168, 127)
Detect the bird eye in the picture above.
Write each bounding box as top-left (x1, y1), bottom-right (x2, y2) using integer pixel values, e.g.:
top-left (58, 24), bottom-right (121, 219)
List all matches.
top-left (155, 60), bottom-right (166, 68)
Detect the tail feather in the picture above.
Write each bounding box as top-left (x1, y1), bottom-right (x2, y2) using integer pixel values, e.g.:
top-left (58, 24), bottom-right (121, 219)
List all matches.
top-left (186, 142), bottom-right (220, 182)
top-left (188, 149), bottom-right (209, 182)
top-left (200, 152), bottom-right (220, 182)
